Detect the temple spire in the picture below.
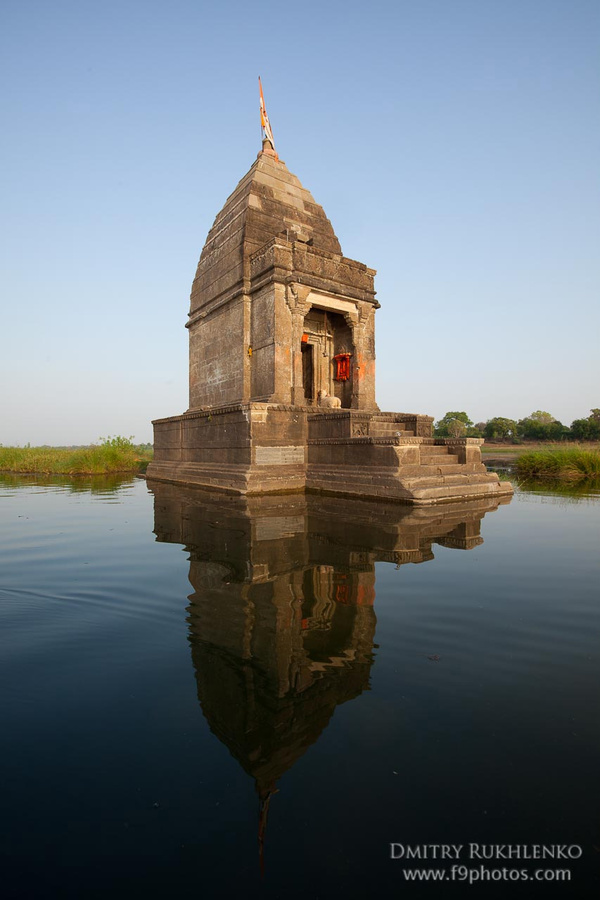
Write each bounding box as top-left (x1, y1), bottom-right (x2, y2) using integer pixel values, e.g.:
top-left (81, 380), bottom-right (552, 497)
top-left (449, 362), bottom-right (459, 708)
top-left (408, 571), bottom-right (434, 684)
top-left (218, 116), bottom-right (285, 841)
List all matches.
top-left (258, 77), bottom-right (278, 158)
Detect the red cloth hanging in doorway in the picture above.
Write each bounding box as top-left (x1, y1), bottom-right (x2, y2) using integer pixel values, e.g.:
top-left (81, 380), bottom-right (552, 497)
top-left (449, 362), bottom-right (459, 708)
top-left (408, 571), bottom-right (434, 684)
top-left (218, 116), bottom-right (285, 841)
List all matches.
top-left (333, 353), bottom-right (351, 381)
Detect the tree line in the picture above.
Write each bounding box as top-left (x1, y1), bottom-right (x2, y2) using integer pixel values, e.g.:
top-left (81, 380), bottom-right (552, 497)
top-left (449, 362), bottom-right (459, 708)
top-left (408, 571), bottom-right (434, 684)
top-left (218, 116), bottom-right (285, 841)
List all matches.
top-left (434, 409), bottom-right (600, 442)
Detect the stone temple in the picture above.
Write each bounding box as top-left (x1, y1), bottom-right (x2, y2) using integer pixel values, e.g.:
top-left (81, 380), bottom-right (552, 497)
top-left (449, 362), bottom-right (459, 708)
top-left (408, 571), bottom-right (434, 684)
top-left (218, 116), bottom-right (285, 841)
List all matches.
top-left (147, 136), bottom-right (512, 505)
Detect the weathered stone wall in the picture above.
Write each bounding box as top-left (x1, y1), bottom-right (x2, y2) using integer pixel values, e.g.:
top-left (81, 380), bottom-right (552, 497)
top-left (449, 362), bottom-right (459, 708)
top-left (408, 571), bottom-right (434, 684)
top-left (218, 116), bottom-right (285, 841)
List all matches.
top-left (181, 408), bottom-right (252, 465)
top-left (291, 244), bottom-right (376, 304)
top-left (152, 416), bottom-right (183, 462)
top-left (272, 283), bottom-right (294, 403)
top-left (189, 299), bottom-right (246, 409)
top-left (249, 406), bottom-right (308, 463)
top-left (350, 302), bottom-right (377, 410)
top-left (250, 283), bottom-right (276, 400)
top-left (190, 153), bottom-right (342, 319)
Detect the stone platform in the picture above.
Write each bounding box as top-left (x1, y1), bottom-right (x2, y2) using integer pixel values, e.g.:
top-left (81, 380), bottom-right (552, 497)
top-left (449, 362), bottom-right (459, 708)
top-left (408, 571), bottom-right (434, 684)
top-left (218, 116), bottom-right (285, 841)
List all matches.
top-left (147, 404), bottom-right (513, 506)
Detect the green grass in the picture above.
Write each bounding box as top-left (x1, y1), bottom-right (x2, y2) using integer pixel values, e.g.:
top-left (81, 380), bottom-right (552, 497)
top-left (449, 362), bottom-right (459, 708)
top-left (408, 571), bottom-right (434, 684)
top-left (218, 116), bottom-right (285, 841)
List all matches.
top-left (0, 437), bottom-right (153, 475)
top-left (515, 446), bottom-right (600, 481)
top-left (481, 446), bottom-right (523, 454)
top-left (483, 441), bottom-right (600, 459)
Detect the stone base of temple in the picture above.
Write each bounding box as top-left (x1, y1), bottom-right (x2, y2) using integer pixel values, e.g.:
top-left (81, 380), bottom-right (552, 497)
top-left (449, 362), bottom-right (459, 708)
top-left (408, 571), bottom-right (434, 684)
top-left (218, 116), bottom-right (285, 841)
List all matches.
top-left (147, 403), bottom-right (513, 506)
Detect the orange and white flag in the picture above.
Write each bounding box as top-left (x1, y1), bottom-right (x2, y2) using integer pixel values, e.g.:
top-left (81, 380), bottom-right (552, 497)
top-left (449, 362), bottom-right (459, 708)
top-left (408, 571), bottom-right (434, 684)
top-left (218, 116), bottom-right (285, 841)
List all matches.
top-left (259, 77), bottom-right (277, 156)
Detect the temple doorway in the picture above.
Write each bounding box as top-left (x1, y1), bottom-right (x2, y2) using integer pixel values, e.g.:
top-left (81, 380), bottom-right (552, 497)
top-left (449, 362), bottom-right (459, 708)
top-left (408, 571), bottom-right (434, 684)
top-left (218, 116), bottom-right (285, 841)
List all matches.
top-left (301, 308), bottom-right (353, 407)
top-left (301, 343), bottom-right (314, 401)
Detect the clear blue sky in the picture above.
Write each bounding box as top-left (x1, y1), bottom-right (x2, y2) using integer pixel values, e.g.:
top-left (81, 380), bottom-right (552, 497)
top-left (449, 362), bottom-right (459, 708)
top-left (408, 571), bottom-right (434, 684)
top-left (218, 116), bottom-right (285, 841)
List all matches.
top-left (1, 0), bottom-right (598, 444)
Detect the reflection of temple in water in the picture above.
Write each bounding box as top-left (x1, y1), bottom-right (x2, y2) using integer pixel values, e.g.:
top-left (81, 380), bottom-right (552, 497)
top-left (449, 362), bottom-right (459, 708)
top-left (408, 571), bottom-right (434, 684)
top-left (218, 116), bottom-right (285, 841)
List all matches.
top-left (151, 484), bottom-right (508, 860)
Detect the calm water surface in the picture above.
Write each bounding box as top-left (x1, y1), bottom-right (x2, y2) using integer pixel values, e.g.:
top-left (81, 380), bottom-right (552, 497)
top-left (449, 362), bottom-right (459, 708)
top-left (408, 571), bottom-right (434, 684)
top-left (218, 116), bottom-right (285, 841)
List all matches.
top-left (1, 474), bottom-right (599, 898)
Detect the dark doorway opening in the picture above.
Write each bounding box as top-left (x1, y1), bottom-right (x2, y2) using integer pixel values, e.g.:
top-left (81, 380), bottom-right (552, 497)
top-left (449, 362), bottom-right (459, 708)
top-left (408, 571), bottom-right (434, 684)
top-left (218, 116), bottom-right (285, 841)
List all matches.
top-left (301, 343), bottom-right (314, 401)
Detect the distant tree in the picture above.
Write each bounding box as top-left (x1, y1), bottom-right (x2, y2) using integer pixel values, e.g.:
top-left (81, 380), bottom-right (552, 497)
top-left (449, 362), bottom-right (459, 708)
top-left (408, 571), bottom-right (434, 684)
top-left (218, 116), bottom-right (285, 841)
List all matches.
top-left (466, 424), bottom-right (484, 437)
top-left (571, 417), bottom-right (600, 441)
top-left (435, 411), bottom-right (473, 438)
top-left (552, 422), bottom-right (568, 440)
top-left (517, 412), bottom-right (566, 441)
top-left (589, 409), bottom-right (600, 423)
top-left (484, 417), bottom-right (517, 441)
top-left (524, 410), bottom-right (556, 425)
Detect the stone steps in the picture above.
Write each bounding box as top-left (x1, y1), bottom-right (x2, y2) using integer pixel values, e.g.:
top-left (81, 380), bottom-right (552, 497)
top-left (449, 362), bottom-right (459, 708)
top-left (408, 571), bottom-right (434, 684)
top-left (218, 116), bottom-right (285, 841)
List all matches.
top-left (398, 464), bottom-right (483, 477)
top-left (305, 463), bottom-right (512, 506)
top-left (370, 419), bottom-right (415, 438)
top-left (402, 472), bottom-right (500, 488)
top-left (409, 481), bottom-right (513, 504)
top-left (420, 454), bottom-right (460, 466)
top-left (422, 445), bottom-right (452, 455)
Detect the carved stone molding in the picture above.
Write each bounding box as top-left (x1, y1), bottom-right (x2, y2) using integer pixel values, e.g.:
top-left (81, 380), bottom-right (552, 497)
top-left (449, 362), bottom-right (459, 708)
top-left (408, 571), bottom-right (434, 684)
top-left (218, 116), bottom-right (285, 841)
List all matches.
top-left (286, 282), bottom-right (312, 314)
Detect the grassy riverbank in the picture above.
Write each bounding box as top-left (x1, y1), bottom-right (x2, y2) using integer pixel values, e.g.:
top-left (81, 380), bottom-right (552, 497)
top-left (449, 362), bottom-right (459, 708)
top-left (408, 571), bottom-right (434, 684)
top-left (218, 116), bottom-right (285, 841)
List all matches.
top-left (515, 446), bottom-right (600, 481)
top-left (0, 438), bottom-right (153, 475)
top-left (482, 441), bottom-right (600, 455)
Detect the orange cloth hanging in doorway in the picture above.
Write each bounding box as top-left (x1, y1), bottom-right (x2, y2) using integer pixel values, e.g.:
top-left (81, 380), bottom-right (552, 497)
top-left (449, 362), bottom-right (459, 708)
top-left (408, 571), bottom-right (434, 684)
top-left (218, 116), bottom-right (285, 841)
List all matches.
top-left (333, 353), bottom-right (351, 381)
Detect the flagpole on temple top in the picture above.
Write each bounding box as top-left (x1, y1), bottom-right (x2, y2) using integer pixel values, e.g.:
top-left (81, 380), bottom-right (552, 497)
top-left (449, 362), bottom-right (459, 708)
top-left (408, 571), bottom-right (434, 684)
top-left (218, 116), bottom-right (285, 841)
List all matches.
top-left (258, 77), bottom-right (278, 159)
